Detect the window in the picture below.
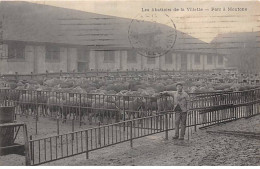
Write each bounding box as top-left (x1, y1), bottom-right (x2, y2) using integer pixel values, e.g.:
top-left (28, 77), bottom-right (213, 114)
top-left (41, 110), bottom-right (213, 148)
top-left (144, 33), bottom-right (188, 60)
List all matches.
top-left (147, 57), bottom-right (156, 64)
top-left (218, 55), bottom-right (223, 65)
top-left (207, 55), bottom-right (213, 65)
top-left (103, 51), bottom-right (115, 63)
top-left (46, 45), bottom-right (60, 62)
top-left (127, 50), bottom-right (137, 63)
top-left (194, 54), bottom-right (200, 65)
top-left (8, 42), bottom-right (25, 60)
top-left (165, 53), bottom-right (173, 64)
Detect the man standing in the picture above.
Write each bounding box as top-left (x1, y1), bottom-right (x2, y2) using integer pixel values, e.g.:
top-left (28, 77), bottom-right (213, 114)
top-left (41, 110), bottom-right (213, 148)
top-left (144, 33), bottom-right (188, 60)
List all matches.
top-left (160, 82), bottom-right (190, 140)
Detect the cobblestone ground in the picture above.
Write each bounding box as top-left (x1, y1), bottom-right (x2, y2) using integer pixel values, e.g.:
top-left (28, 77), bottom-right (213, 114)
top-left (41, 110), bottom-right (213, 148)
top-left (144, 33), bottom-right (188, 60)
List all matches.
top-left (1, 115), bottom-right (260, 166)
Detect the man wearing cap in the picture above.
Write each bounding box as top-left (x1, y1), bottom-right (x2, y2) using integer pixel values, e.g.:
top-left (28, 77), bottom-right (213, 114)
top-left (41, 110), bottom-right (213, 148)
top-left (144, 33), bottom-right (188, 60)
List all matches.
top-left (160, 82), bottom-right (190, 140)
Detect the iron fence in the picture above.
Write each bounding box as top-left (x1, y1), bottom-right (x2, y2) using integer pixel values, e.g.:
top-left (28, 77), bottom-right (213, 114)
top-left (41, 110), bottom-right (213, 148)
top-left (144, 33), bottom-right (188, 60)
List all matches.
top-left (0, 87), bottom-right (260, 135)
top-left (28, 113), bottom-right (172, 165)
top-left (28, 96), bottom-right (260, 165)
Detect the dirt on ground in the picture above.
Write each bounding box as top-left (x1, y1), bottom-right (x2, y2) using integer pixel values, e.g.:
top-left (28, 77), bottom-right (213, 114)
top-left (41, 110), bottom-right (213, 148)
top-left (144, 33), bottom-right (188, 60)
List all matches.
top-left (1, 114), bottom-right (260, 166)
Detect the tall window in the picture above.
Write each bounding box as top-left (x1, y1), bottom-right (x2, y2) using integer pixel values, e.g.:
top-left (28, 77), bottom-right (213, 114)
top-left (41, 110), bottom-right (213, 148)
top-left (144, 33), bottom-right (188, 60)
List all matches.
top-left (8, 42), bottom-right (25, 60)
top-left (127, 50), bottom-right (137, 63)
top-left (103, 51), bottom-right (115, 63)
top-left (147, 57), bottom-right (156, 64)
top-left (207, 55), bottom-right (213, 65)
top-left (165, 52), bottom-right (173, 64)
top-left (46, 45), bottom-right (60, 62)
top-left (218, 55), bottom-right (223, 65)
top-left (194, 54), bottom-right (200, 65)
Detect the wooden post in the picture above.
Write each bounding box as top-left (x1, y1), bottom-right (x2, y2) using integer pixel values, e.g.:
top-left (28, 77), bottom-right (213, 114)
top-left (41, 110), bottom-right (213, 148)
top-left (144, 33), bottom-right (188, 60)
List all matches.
top-left (85, 130), bottom-right (89, 159)
top-left (130, 121), bottom-right (133, 148)
top-left (23, 125), bottom-right (31, 166)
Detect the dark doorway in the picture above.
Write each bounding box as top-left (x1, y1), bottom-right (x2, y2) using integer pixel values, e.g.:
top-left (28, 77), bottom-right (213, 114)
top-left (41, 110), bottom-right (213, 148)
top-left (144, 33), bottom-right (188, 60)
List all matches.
top-left (77, 48), bottom-right (89, 72)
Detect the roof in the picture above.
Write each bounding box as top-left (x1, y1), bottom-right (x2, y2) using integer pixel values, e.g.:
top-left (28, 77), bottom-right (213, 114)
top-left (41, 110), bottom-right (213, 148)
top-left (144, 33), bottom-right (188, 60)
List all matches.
top-left (210, 32), bottom-right (260, 55)
top-left (1, 1), bottom-right (217, 53)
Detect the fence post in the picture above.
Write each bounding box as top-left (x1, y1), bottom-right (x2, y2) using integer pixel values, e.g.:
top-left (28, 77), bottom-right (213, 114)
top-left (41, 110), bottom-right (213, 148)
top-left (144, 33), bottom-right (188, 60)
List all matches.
top-left (57, 115), bottom-right (60, 135)
top-left (35, 91), bottom-right (38, 135)
top-left (79, 93), bottom-right (82, 126)
top-left (23, 124), bottom-right (31, 166)
top-left (85, 130), bottom-right (89, 159)
top-left (194, 110), bottom-right (197, 132)
top-left (29, 135), bottom-right (33, 165)
top-left (165, 113), bottom-right (168, 140)
top-left (130, 121), bottom-right (133, 148)
top-left (123, 98), bottom-right (126, 131)
top-left (71, 112), bottom-right (75, 141)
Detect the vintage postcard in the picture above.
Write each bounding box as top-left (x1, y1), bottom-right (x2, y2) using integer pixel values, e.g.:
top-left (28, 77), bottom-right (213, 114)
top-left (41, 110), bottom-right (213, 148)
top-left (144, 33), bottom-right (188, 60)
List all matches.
top-left (0, 0), bottom-right (259, 166)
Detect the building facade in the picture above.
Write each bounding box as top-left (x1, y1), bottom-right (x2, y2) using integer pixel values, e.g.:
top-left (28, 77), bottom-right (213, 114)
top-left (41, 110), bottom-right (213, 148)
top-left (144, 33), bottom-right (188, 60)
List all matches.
top-left (0, 2), bottom-right (226, 74)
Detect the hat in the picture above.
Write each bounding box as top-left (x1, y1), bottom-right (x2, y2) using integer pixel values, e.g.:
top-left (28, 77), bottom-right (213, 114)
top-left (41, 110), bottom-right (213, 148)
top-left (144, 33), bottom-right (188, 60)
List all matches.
top-left (176, 82), bottom-right (183, 86)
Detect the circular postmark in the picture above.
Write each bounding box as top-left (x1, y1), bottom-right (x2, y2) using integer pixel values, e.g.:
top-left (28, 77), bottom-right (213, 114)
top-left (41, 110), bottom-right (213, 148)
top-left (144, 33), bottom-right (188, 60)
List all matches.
top-left (128, 13), bottom-right (177, 58)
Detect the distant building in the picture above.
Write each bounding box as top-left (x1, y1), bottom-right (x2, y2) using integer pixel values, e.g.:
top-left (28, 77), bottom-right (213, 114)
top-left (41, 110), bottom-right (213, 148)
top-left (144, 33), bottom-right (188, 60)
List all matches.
top-left (211, 32), bottom-right (260, 74)
top-left (0, 2), bottom-right (227, 74)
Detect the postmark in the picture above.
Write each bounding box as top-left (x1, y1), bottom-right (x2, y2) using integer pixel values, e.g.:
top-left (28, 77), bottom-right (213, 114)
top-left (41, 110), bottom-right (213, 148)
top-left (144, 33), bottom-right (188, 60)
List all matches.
top-left (128, 13), bottom-right (177, 58)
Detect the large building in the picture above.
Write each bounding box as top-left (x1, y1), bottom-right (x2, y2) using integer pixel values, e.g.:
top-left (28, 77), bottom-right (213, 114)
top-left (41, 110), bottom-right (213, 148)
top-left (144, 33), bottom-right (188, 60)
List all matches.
top-left (0, 2), bottom-right (226, 74)
top-left (211, 32), bottom-right (260, 74)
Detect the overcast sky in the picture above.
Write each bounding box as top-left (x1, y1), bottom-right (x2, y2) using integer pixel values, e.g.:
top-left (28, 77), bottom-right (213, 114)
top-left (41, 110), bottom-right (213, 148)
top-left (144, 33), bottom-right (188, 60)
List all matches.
top-left (18, 0), bottom-right (260, 43)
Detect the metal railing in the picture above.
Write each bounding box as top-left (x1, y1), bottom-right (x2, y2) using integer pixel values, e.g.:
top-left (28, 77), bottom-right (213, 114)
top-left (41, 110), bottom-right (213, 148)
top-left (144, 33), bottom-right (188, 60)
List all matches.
top-left (28, 112), bottom-right (172, 165)
top-left (28, 95), bottom-right (260, 165)
top-left (0, 87), bottom-right (260, 134)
